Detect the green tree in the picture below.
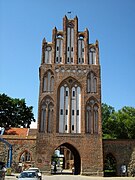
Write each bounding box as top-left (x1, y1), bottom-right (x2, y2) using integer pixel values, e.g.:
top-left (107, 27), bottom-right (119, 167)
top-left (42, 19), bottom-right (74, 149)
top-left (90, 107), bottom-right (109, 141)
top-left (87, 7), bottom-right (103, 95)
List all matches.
top-left (102, 103), bottom-right (135, 139)
top-left (109, 106), bottom-right (135, 139)
top-left (101, 103), bottom-right (115, 139)
top-left (0, 93), bottom-right (35, 128)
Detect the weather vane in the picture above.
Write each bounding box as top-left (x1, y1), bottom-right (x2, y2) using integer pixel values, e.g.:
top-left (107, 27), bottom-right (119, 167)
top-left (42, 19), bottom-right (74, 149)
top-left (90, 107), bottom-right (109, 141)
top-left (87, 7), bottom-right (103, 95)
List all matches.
top-left (67, 11), bottom-right (72, 19)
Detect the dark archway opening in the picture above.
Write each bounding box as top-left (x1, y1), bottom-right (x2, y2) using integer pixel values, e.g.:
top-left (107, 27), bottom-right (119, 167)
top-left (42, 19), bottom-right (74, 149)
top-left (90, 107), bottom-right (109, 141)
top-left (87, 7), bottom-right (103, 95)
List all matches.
top-left (104, 153), bottom-right (117, 177)
top-left (51, 143), bottom-right (81, 175)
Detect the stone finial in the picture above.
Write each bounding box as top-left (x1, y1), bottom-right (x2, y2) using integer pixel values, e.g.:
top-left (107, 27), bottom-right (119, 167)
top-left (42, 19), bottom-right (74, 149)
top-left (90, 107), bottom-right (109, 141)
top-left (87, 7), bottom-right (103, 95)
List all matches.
top-left (96, 40), bottom-right (99, 46)
top-left (42, 38), bottom-right (46, 45)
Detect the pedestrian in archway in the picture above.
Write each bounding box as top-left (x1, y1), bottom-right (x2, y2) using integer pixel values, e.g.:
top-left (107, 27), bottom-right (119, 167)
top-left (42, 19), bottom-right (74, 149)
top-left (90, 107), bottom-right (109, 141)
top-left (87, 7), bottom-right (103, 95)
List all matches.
top-left (53, 162), bottom-right (57, 174)
top-left (72, 164), bottom-right (75, 175)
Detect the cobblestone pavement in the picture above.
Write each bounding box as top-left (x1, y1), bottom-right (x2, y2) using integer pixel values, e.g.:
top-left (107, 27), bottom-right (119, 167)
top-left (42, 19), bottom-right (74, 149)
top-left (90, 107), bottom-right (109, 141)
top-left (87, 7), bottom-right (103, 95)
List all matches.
top-left (5, 175), bottom-right (135, 180)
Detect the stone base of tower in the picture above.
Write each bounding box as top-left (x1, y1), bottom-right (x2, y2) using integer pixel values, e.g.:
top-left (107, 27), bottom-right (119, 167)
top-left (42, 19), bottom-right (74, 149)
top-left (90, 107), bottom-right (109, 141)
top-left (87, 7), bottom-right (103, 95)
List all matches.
top-left (81, 171), bottom-right (104, 176)
top-left (35, 133), bottom-right (103, 176)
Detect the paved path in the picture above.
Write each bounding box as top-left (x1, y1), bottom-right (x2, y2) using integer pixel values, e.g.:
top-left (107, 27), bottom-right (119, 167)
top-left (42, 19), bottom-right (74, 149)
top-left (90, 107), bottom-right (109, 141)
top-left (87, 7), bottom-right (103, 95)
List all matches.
top-left (5, 175), bottom-right (135, 180)
top-left (43, 175), bottom-right (135, 180)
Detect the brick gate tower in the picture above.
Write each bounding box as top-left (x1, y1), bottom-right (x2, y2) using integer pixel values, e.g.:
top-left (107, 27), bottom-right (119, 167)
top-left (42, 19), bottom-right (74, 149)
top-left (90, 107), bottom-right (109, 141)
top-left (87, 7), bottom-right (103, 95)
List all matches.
top-left (36, 16), bottom-right (103, 176)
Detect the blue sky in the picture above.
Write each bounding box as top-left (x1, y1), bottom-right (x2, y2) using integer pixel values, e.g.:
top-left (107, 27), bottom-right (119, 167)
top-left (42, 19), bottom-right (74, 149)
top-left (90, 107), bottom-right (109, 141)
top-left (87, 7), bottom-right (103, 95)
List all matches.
top-left (0, 0), bottom-right (135, 121)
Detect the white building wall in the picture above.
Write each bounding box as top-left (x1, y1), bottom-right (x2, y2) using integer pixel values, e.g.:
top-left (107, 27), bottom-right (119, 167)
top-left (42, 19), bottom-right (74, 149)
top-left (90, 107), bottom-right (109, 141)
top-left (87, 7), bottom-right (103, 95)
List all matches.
top-left (67, 28), bottom-right (70, 63)
top-left (77, 87), bottom-right (81, 133)
top-left (71, 87), bottom-right (76, 133)
top-left (56, 39), bottom-right (63, 63)
top-left (71, 28), bottom-right (74, 63)
top-left (59, 86), bottom-right (64, 133)
top-left (65, 87), bottom-right (69, 133)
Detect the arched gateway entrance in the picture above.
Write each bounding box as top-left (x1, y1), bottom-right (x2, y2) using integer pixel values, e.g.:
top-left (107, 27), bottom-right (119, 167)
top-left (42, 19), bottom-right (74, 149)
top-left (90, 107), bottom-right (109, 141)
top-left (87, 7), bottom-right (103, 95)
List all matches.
top-left (51, 143), bottom-right (81, 175)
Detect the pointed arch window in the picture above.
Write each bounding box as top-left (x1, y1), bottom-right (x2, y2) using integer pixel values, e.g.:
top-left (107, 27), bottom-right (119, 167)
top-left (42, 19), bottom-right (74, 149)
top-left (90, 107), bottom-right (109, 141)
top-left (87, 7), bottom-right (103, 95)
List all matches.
top-left (56, 35), bottom-right (63, 64)
top-left (93, 105), bottom-right (98, 133)
top-left (45, 46), bottom-right (52, 64)
top-left (66, 24), bottom-right (74, 64)
top-left (40, 97), bottom-right (54, 133)
top-left (89, 47), bottom-right (96, 65)
top-left (86, 106), bottom-right (92, 133)
top-left (78, 36), bottom-right (85, 64)
top-left (58, 79), bottom-right (81, 134)
top-left (43, 71), bottom-right (54, 92)
top-left (87, 72), bottom-right (97, 93)
top-left (20, 151), bottom-right (31, 162)
top-left (86, 99), bottom-right (99, 134)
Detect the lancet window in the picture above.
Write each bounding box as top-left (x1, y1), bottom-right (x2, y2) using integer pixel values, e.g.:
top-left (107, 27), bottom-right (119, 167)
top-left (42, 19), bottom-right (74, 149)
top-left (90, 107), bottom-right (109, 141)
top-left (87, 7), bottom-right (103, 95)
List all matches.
top-left (89, 47), bottom-right (96, 65)
top-left (20, 151), bottom-right (31, 162)
top-left (78, 36), bottom-right (85, 64)
top-left (40, 96), bottom-right (54, 133)
top-left (58, 78), bottom-right (81, 133)
top-left (56, 35), bottom-right (63, 64)
top-left (43, 70), bottom-right (54, 92)
top-left (86, 99), bottom-right (99, 134)
top-left (87, 71), bottom-right (97, 93)
top-left (45, 46), bottom-right (52, 64)
top-left (66, 23), bottom-right (74, 64)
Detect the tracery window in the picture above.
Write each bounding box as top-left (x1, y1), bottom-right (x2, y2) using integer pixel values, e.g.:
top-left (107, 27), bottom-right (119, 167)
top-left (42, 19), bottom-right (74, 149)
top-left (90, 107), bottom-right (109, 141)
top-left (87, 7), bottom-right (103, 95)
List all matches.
top-left (43, 70), bottom-right (54, 92)
top-left (87, 71), bottom-right (97, 93)
top-left (40, 96), bottom-right (54, 133)
top-left (45, 46), bottom-right (52, 64)
top-left (20, 151), bottom-right (31, 162)
top-left (78, 36), bottom-right (85, 64)
top-left (86, 98), bottom-right (99, 134)
top-left (56, 35), bottom-right (63, 64)
top-left (58, 78), bottom-right (81, 133)
top-left (89, 47), bottom-right (96, 65)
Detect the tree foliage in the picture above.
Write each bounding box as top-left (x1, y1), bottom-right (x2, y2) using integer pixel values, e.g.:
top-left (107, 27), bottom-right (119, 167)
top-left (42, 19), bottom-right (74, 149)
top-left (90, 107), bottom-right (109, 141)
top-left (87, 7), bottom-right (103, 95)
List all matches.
top-left (102, 103), bottom-right (115, 138)
top-left (102, 103), bottom-right (135, 139)
top-left (0, 93), bottom-right (35, 128)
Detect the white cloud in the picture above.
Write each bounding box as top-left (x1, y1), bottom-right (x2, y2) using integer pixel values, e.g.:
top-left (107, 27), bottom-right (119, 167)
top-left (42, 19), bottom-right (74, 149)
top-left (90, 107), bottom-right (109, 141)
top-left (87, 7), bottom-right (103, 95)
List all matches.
top-left (30, 121), bottom-right (37, 129)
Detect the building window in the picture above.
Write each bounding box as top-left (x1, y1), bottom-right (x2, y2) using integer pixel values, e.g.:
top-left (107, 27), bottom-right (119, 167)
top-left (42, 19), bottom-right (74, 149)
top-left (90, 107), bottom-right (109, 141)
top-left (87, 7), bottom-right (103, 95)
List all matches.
top-left (20, 151), bottom-right (31, 162)
top-left (86, 99), bottom-right (99, 134)
top-left (40, 97), bottom-right (54, 133)
top-left (82, 58), bottom-right (84, 63)
top-left (43, 71), bottom-right (54, 92)
top-left (66, 91), bottom-right (68, 96)
top-left (56, 36), bottom-right (63, 64)
top-left (71, 57), bottom-right (73, 62)
top-left (78, 37), bottom-right (84, 64)
top-left (72, 110), bottom-right (74, 115)
top-left (94, 105), bottom-right (98, 133)
top-left (72, 125), bottom-right (74, 131)
top-left (89, 47), bottom-right (96, 64)
top-left (58, 79), bottom-right (81, 133)
top-left (87, 71), bottom-right (97, 93)
top-left (67, 27), bottom-right (74, 64)
top-left (45, 46), bottom-right (52, 64)
top-left (60, 109), bottom-right (63, 115)
top-left (77, 110), bottom-right (79, 115)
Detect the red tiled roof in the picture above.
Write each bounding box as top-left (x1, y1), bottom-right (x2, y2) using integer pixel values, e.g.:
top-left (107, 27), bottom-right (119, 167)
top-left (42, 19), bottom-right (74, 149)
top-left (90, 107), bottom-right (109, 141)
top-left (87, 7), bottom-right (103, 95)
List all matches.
top-left (4, 128), bottom-right (29, 136)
